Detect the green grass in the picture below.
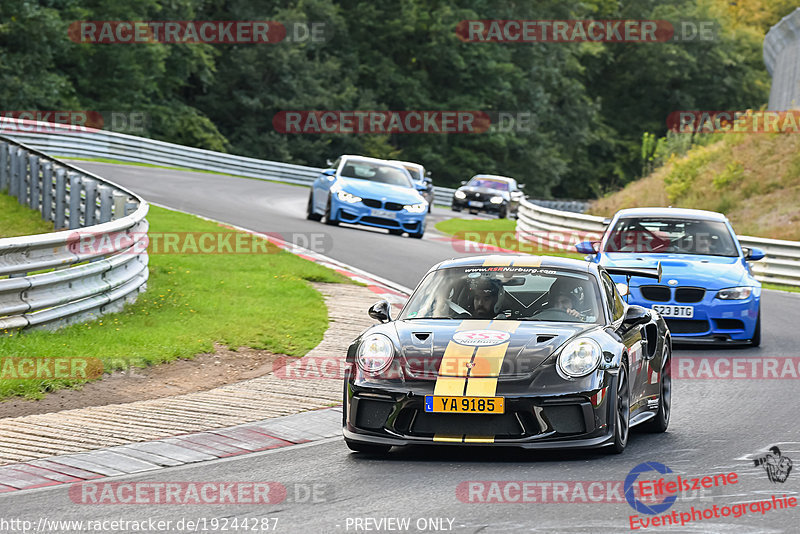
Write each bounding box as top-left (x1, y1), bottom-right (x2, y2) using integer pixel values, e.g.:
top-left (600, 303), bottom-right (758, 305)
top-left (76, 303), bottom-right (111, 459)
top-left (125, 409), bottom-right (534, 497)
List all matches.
top-left (0, 205), bottom-right (349, 400)
top-left (0, 192), bottom-right (55, 237)
top-left (763, 282), bottom-right (800, 294)
top-left (435, 218), bottom-right (585, 260)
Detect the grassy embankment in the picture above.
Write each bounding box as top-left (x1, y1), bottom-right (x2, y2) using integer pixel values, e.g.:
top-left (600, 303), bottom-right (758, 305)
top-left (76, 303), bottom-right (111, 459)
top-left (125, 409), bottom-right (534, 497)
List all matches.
top-left (0, 199), bottom-right (348, 399)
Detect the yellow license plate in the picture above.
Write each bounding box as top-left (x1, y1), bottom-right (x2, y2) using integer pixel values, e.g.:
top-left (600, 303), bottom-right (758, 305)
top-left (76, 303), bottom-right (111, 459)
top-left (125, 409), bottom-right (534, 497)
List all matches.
top-left (424, 396), bottom-right (504, 414)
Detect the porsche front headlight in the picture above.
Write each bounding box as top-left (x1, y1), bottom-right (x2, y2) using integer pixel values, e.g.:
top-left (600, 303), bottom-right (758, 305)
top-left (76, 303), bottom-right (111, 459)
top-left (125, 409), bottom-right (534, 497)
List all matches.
top-left (715, 286), bottom-right (752, 300)
top-left (454, 190), bottom-right (466, 199)
top-left (557, 338), bottom-right (602, 378)
top-left (357, 334), bottom-right (394, 373)
top-left (490, 196), bottom-right (504, 204)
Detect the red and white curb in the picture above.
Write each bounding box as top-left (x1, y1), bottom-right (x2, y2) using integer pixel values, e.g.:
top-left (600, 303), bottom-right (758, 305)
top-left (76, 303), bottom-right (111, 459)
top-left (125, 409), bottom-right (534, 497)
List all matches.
top-left (0, 407), bottom-right (342, 493)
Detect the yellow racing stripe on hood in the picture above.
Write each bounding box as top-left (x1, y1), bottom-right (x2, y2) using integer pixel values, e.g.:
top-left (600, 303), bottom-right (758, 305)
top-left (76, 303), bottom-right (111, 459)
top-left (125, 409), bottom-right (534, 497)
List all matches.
top-left (433, 435), bottom-right (463, 443)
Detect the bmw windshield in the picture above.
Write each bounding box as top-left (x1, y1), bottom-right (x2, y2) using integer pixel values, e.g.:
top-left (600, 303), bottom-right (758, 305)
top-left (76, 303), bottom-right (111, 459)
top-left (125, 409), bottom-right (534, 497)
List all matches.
top-left (340, 161), bottom-right (413, 187)
top-left (400, 266), bottom-right (603, 324)
top-left (604, 217), bottom-right (739, 257)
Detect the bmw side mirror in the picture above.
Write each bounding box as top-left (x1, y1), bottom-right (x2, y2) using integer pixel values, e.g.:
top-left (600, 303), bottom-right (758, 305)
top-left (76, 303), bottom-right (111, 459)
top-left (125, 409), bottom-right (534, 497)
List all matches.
top-left (415, 183), bottom-right (427, 191)
top-left (745, 247), bottom-right (765, 261)
top-left (460, 181), bottom-right (467, 185)
top-left (622, 305), bottom-right (650, 328)
top-left (322, 169), bottom-right (335, 177)
top-left (518, 184), bottom-right (526, 189)
top-left (425, 170), bottom-right (432, 177)
top-left (575, 241), bottom-right (598, 254)
top-left (368, 300), bottom-right (392, 323)
top-left (326, 159), bottom-right (333, 166)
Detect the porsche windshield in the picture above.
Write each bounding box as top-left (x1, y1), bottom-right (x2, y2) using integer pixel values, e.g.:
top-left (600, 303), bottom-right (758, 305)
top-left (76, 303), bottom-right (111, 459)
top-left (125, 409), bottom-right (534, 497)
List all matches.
top-left (399, 266), bottom-right (603, 323)
top-left (604, 217), bottom-right (738, 256)
top-left (340, 161), bottom-right (413, 187)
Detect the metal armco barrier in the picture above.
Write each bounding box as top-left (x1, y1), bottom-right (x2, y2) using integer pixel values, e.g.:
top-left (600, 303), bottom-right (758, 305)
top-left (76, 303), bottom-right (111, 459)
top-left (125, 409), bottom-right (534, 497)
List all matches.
top-left (764, 8), bottom-right (800, 110)
top-left (516, 199), bottom-right (800, 288)
top-left (0, 134), bottom-right (149, 332)
top-left (1, 118), bottom-right (587, 211)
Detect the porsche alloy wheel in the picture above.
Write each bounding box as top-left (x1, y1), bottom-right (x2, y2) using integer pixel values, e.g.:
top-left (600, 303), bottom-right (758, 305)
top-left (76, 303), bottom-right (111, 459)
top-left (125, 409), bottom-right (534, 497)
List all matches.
top-left (610, 360), bottom-right (630, 454)
top-left (642, 347), bottom-right (671, 433)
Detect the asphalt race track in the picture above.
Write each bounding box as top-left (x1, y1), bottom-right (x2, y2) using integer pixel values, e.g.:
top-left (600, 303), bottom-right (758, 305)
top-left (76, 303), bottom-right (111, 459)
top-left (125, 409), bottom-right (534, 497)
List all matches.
top-left (2, 162), bottom-right (798, 533)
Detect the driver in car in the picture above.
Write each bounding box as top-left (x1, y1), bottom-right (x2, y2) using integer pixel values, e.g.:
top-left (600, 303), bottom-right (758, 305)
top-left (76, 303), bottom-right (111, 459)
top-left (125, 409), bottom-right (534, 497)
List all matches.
top-left (545, 282), bottom-right (582, 319)
top-left (471, 277), bottom-right (506, 319)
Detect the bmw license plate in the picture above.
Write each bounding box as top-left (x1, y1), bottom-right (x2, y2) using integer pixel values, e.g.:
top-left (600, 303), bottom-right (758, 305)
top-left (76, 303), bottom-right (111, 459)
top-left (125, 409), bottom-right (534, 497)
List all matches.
top-left (651, 305), bottom-right (694, 318)
top-left (425, 396), bottom-right (504, 414)
top-left (468, 201), bottom-right (484, 208)
top-left (370, 209), bottom-right (396, 219)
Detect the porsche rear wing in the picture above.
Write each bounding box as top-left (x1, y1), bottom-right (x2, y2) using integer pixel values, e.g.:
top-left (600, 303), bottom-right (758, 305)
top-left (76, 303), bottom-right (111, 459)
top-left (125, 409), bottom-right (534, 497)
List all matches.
top-left (605, 262), bottom-right (662, 282)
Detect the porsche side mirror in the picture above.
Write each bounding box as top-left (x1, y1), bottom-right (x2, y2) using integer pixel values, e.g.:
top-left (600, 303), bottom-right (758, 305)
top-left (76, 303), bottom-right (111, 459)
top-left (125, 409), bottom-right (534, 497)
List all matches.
top-left (326, 159), bottom-right (333, 166)
top-left (368, 300), bottom-right (392, 323)
top-left (745, 247), bottom-right (765, 261)
top-left (425, 170), bottom-right (432, 177)
top-left (518, 183), bottom-right (526, 189)
top-left (621, 305), bottom-right (650, 328)
top-left (460, 180), bottom-right (467, 186)
top-left (576, 241), bottom-right (598, 254)
top-left (616, 283), bottom-right (629, 297)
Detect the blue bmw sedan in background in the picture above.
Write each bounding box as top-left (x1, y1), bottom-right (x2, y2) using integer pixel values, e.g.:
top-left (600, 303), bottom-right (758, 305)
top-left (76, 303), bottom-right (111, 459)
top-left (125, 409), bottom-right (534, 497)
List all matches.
top-left (576, 208), bottom-right (765, 346)
top-left (307, 155), bottom-right (428, 238)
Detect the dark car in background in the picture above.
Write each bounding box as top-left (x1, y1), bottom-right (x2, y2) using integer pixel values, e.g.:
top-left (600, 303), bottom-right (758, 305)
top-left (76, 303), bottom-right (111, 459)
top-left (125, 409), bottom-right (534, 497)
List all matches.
top-left (452, 175), bottom-right (525, 218)
top-left (390, 160), bottom-right (434, 212)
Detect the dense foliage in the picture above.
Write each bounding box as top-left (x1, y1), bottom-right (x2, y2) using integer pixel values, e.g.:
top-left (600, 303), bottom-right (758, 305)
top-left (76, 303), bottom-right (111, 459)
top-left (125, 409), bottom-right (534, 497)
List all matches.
top-left (0, 0), bottom-right (782, 196)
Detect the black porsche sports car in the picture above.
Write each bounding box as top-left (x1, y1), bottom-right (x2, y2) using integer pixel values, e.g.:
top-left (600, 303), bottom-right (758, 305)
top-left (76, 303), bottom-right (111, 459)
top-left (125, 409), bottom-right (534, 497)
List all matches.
top-left (343, 255), bottom-right (671, 454)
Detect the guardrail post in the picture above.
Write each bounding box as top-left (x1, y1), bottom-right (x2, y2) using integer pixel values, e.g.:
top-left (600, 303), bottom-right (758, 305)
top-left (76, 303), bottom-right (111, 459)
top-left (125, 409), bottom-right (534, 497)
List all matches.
top-left (9, 147), bottom-right (20, 200)
top-left (29, 154), bottom-right (40, 212)
top-left (83, 178), bottom-right (97, 226)
top-left (0, 142), bottom-right (8, 191)
top-left (41, 161), bottom-right (54, 222)
top-left (68, 172), bottom-right (83, 229)
top-left (54, 168), bottom-right (67, 229)
top-left (98, 185), bottom-right (113, 223)
top-left (112, 192), bottom-right (127, 219)
top-left (14, 148), bottom-right (28, 205)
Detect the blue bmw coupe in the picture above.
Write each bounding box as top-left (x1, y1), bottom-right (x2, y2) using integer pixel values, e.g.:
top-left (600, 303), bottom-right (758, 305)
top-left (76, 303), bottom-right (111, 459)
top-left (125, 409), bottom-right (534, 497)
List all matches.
top-left (576, 208), bottom-right (765, 346)
top-left (307, 155), bottom-right (428, 238)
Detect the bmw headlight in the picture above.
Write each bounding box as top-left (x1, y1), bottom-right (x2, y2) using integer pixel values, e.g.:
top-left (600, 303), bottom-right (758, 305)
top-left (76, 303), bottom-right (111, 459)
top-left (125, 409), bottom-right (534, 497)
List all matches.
top-left (404, 203), bottom-right (427, 213)
top-left (490, 196), bottom-right (504, 204)
top-left (336, 190), bottom-right (361, 203)
top-left (557, 338), bottom-right (602, 378)
top-left (454, 190), bottom-right (466, 199)
top-left (357, 334), bottom-right (394, 373)
top-left (715, 286), bottom-right (753, 300)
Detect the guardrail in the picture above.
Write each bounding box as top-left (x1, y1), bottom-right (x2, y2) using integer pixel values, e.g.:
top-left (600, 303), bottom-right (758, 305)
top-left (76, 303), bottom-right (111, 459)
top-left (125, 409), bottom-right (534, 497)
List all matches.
top-left (1, 119), bottom-right (588, 212)
top-left (0, 134), bottom-right (149, 331)
top-left (516, 198), bottom-right (800, 287)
